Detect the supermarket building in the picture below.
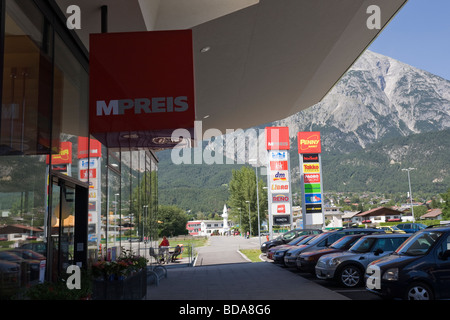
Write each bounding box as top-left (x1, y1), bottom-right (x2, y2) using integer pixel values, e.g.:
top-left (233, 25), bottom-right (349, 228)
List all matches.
top-left (0, 0), bottom-right (407, 297)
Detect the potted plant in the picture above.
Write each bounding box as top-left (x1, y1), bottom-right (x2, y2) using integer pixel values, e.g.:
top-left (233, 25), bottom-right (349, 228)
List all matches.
top-left (23, 270), bottom-right (92, 300)
top-left (91, 247), bottom-right (148, 300)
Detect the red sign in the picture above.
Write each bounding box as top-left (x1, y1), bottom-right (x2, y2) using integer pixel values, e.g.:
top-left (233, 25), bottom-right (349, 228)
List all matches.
top-left (80, 169), bottom-right (97, 180)
top-left (89, 30), bottom-right (195, 148)
top-left (46, 141), bottom-right (72, 165)
top-left (266, 127), bottom-right (290, 150)
top-left (298, 132), bottom-right (321, 154)
top-left (272, 194), bottom-right (290, 202)
top-left (304, 173), bottom-right (321, 183)
top-left (277, 204), bottom-right (286, 214)
top-left (77, 137), bottom-right (102, 159)
top-left (270, 161), bottom-right (288, 171)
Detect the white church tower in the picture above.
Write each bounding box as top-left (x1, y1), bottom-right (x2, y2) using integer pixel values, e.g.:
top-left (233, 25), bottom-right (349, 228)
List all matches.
top-left (222, 204), bottom-right (230, 235)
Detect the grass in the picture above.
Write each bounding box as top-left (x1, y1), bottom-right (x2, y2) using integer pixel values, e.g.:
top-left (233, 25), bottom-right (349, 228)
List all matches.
top-left (239, 249), bottom-right (263, 262)
top-left (165, 235), bottom-right (209, 256)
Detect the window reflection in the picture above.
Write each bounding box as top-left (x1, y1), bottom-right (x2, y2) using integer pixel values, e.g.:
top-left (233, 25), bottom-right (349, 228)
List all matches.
top-left (1, 0), bottom-right (160, 300)
top-left (2, 0), bottom-right (54, 155)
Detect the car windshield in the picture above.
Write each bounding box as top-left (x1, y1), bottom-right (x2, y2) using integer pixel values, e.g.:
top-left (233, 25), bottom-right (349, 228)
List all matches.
top-left (330, 236), bottom-right (359, 249)
top-left (287, 236), bottom-right (305, 245)
top-left (306, 233), bottom-right (330, 245)
top-left (282, 231), bottom-right (297, 240)
top-left (395, 231), bottom-right (443, 256)
top-left (297, 236), bottom-right (314, 245)
top-left (349, 237), bottom-right (376, 253)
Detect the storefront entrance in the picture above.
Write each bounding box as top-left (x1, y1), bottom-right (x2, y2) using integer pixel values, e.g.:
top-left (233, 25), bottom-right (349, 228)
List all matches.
top-left (47, 172), bottom-right (88, 281)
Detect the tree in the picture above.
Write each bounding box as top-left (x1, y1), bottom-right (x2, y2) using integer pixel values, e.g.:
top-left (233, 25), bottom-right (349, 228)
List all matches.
top-left (412, 205), bottom-right (427, 220)
top-left (157, 205), bottom-right (189, 237)
top-left (440, 188), bottom-right (450, 220)
top-left (228, 166), bottom-right (267, 236)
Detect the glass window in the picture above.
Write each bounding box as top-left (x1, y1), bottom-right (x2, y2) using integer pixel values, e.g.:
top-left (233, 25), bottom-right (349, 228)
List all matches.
top-left (351, 237), bottom-right (376, 253)
top-left (2, 0), bottom-right (54, 155)
top-left (397, 231), bottom-right (443, 256)
top-left (0, 0), bottom-right (54, 299)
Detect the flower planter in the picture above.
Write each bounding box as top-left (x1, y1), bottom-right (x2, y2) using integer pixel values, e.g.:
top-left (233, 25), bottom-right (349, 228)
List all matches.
top-left (92, 268), bottom-right (147, 300)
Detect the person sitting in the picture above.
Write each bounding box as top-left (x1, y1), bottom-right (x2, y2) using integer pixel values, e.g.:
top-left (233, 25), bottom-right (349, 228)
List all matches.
top-left (171, 245), bottom-right (182, 262)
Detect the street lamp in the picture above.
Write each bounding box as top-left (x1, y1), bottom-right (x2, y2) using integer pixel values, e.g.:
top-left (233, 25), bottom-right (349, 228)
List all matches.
top-left (143, 205), bottom-right (148, 243)
top-left (238, 207), bottom-right (242, 236)
top-left (245, 200), bottom-right (251, 237)
top-left (402, 168), bottom-right (416, 222)
top-left (250, 158), bottom-right (261, 247)
top-left (114, 193), bottom-right (119, 245)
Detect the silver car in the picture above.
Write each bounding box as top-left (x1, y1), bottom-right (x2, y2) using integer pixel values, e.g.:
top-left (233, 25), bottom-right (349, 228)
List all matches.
top-left (315, 234), bottom-right (410, 287)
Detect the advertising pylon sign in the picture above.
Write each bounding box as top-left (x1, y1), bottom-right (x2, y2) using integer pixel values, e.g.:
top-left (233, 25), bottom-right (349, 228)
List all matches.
top-left (298, 132), bottom-right (324, 228)
top-left (266, 127), bottom-right (292, 237)
top-left (77, 137), bottom-right (102, 247)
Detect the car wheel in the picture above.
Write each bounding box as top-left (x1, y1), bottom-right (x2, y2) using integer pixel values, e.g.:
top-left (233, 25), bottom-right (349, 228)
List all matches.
top-left (405, 282), bottom-right (434, 300)
top-left (338, 265), bottom-right (363, 287)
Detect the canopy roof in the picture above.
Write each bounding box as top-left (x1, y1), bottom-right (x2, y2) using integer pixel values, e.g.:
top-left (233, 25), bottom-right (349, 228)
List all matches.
top-left (56, 0), bottom-right (407, 139)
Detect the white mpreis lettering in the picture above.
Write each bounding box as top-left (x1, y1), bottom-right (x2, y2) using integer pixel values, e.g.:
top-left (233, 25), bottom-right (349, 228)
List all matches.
top-left (96, 96), bottom-right (189, 116)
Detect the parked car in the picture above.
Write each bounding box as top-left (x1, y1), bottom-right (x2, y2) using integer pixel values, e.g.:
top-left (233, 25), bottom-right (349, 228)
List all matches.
top-left (271, 235), bottom-right (315, 264)
top-left (377, 226), bottom-right (406, 234)
top-left (0, 251), bottom-right (41, 282)
top-left (20, 242), bottom-right (47, 256)
top-left (260, 228), bottom-right (322, 253)
top-left (315, 233), bottom-right (410, 287)
top-left (266, 235), bottom-right (310, 260)
top-left (0, 260), bottom-right (20, 298)
top-left (396, 223), bottom-right (427, 233)
top-left (283, 228), bottom-right (384, 268)
top-left (366, 225), bottom-right (450, 300)
top-left (10, 248), bottom-right (46, 261)
top-left (297, 234), bottom-right (367, 273)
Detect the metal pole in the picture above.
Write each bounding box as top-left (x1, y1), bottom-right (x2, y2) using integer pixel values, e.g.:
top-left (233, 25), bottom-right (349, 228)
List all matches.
top-left (101, 5), bottom-right (108, 33)
top-left (402, 168), bottom-right (416, 222)
top-left (238, 207), bottom-right (242, 236)
top-left (248, 201), bottom-right (251, 237)
top-left (254, 164), bottom-right (261, 247)
top-left (246, 200), bottom-right (251, 237)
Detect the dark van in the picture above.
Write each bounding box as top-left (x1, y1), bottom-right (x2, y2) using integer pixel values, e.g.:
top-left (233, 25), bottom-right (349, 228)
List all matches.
top-left (366, 225), bottom-right (450, 300)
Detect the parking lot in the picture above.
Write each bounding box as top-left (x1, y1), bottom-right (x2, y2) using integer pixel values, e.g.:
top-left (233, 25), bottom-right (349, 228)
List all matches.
top-left (262, 225), bottom-right (450, 300)
top-left (259, 251), bottom-right (381, 300)
top-left (274, 264), bottom-right (382, 300)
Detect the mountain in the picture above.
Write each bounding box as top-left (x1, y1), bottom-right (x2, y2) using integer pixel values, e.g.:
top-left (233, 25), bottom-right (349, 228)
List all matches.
top-left (156, 50), bottom-right (450, 213)
top-left (275, 50), bottom-right (450, 154)
top-left (321, 129), bottom-right (450, 194)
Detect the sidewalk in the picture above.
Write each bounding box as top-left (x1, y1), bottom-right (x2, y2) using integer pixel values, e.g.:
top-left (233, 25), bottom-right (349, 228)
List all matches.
top-left (145, 236), bottom-right (349, 300)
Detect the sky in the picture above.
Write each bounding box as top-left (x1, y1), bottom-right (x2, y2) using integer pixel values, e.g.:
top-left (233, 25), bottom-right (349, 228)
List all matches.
top-left (369, 0), bottom-right (450, 81)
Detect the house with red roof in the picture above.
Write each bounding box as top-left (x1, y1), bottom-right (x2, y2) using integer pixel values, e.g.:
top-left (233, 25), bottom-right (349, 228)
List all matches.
top-left (419, 208), bottom-right (443, 220)
top-left (356, 207), bottom-right (409, 224)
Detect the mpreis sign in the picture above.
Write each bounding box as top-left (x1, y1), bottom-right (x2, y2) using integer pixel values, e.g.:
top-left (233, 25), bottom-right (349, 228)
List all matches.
top-left (266, 127), bottom-right (290, 150)
top-left (89, 30), bottom-right (195, 148)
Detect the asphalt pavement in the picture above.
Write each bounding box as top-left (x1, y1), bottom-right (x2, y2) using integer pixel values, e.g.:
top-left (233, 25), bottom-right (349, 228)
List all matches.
top-left (145, 235), bottom-right (349, 300)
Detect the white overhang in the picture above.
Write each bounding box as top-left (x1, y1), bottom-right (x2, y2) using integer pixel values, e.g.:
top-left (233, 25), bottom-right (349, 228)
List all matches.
top-left (56, 0), bottom-right (408, 135)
